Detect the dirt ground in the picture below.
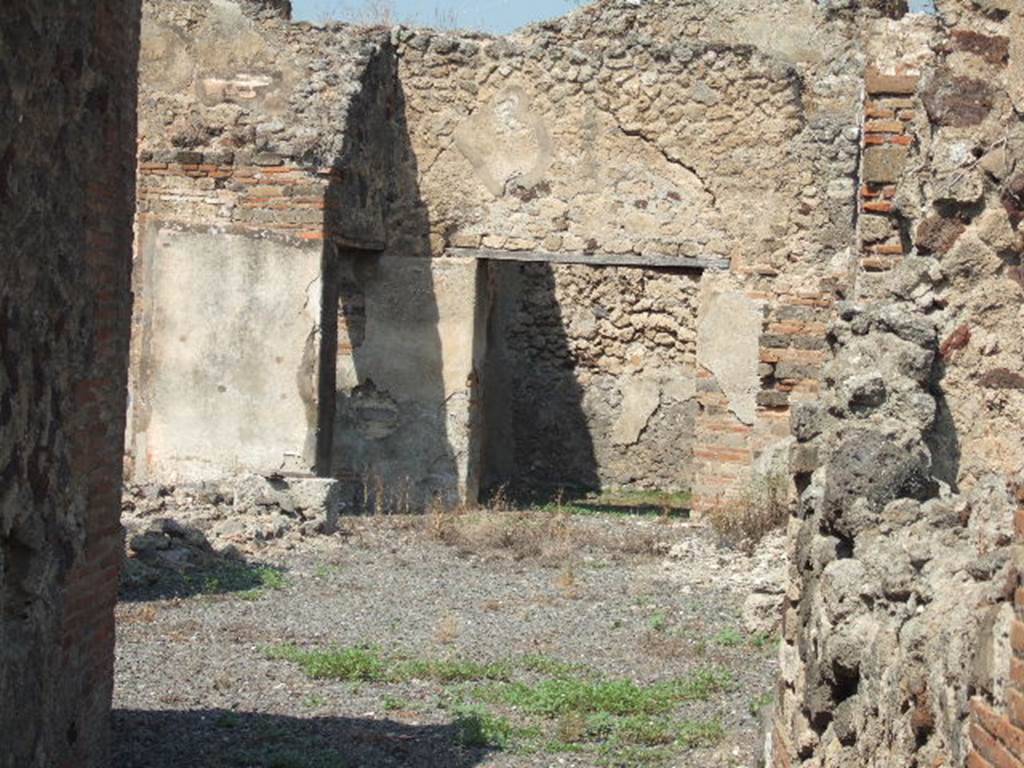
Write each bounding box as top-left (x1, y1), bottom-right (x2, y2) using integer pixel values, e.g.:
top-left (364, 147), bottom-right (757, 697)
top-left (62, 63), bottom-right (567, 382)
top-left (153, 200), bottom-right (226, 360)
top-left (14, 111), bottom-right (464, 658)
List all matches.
top-left (112, 503), bottom-right (782, 768)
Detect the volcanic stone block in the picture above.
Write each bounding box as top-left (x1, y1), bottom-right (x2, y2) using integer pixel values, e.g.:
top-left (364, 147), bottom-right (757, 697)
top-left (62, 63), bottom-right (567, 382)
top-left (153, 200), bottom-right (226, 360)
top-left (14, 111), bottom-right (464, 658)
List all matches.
top-left (921, 73), bottom-right (995, 127)
top-left (862, 146), bottom-right (908, 184)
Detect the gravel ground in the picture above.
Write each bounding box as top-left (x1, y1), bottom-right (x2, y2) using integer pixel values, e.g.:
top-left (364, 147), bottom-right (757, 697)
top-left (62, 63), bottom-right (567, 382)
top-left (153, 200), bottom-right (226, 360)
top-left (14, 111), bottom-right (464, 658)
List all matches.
top-left (113, 510), bottom-right (781, 768)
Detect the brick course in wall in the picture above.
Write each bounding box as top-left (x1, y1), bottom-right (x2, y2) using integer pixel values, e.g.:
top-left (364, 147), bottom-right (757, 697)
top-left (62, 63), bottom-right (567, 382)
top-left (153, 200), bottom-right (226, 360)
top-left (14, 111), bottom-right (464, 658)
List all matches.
top-left (136, 156), bottom-right (338, 241)
top-left (967, 488), bottom-right (1024, 768)
top-left (859, 67), bottom-right (922, 273)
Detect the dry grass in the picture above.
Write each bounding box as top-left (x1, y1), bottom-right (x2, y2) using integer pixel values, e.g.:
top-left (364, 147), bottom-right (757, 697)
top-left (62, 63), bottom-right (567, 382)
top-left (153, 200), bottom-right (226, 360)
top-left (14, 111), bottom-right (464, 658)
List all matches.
top-left (555, 563), bottom-right (580, 599)
top-left (704, 473), bottom-right (790, 553)
top-left (422, 505), bottom-right (668, 564)
top-left (435, 612), bottom-right (460, 645)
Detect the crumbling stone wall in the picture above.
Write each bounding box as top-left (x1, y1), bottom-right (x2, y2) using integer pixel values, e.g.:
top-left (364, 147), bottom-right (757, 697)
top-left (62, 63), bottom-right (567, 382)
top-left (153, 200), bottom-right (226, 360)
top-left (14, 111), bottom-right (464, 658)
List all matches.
top-left (392, 0), bottom-right (872, 503)
top-left (0, 1), bottom-right (141, 766)
top-left (131, 0), bottom-right (489, 506)
top-left (130, 0), bottom-right (860, 506)
top-left (770, 1), bottom-right (1024, 765)
top-left (483, 264), bottom-right (700, 496)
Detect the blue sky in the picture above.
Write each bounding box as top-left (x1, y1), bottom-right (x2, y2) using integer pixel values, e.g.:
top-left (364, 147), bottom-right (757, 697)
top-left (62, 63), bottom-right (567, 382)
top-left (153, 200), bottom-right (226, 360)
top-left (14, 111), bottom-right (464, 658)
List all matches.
top-left (292, 0), bottom-right (936, 34)
top-left (292, 0), bottom-right (574, 32)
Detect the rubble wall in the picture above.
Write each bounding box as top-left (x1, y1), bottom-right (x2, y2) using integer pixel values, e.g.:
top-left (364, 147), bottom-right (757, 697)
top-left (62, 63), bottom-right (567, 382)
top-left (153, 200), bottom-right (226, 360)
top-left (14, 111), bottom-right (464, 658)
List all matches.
top-left (0, 1), bottom-right (141, 766)
top-left (131, 0), bottom-right (486, 505)
top-left (770, 2), bottom-right (1024, 765)
top-left (394, 0), bottom-right (867, 502)
top-left (482, 262), bottom-right (699, 496)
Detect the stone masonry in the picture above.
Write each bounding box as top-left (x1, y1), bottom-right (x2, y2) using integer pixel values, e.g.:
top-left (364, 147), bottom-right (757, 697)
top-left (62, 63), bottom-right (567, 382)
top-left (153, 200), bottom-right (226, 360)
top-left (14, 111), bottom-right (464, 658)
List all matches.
top-left (3, 0), bottom-right (1022, 766)
top-left (0, 1), bottom-right (141, 767)
top-left (770, 1), bottom-right (1024, 766)
top-left (128, 0), bottom-right (872, 510)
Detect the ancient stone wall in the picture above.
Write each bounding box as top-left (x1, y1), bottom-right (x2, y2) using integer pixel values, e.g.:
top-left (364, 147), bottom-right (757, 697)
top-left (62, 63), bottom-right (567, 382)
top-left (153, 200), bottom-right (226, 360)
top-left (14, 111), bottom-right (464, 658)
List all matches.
top-left (391, 0), bottom-right (870, 503)
top-left (131, 0), bottom-right (487, 506)
top-left (129, 0), bottom-right (855, 506)
top-left (133, 1), bottom-right (383, 482)
top-left (770, 2), bottom-right (1024, 765)
top-left (482, 263), bottom-right (700, 496)
top-left (0, 1), bottom-right (141, 766)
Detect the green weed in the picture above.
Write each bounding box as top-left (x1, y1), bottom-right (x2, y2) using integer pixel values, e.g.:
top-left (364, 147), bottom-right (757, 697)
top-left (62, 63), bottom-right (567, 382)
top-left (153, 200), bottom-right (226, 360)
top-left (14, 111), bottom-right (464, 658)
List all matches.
top-left (649, 612), bottom-right (668, 632)
top-left (749, 691), bottom-right (774, 717)
top-left (452, 704), bottom-right (538, 749)
top-left (712, 627), bottom-right (744, 647)
top-left (477, 668), bottom-right (732, 717)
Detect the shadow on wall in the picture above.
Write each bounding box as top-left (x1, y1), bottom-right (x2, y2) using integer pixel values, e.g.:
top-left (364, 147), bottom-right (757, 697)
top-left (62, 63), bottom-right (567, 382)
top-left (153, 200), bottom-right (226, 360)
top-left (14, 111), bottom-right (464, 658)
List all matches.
top-left (481, 262), bottom-right (599, 504)
top-left (111, 709), bottom-right (494, 768)
top-left (928, 358), bottom-right (961, 492)
top-left (319, 43), bottom-right (470, 512)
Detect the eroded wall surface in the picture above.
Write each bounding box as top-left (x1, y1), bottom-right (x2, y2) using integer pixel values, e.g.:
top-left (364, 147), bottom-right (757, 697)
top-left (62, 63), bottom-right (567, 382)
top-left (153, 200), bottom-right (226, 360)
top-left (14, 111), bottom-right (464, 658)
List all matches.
top-left (483, 262), bottom-right (699, 496)
top-left (132, 0), bottom-right (490, 505)
top-left (391, 0), bottom-right (872, 503)
top-left (131, 0), bottom-right (394, 483)
top-left (0, 1), bottom-right (140, 766)
top-left (770, 2), bottom-right (1024, 765)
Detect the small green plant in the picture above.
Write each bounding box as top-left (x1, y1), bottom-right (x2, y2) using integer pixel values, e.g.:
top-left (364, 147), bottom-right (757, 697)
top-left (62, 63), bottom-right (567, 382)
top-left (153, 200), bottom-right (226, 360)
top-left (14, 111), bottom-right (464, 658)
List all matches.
top-left (648, 612), bottom-right (668, 632)
top-left (519, 654), bottom-right (583, 677)
top-left (749, 691), bottom-right (774, 717)
top-left (712, 627), bottom-right (744, 647)
top-left (262, 644), bottom-right (386, 681)
top-left (264, 644), bottom-right (516, 684)
top-left (452, 704), bottom-right (534, 749)
top-left (477, 668), bottom-right (732, 718)
top-left (256, 567), bottom-right (287, 590)
top-left (192, 562), bottom-right (287, 599)
top-left (382, 694), bottom-right (414, 711)
top-left (302, 693), bottom-right (328, 709)
top-left (751, 631), bottom-right (778, 650)
top-left (392, 657), bottom-right (513, 683)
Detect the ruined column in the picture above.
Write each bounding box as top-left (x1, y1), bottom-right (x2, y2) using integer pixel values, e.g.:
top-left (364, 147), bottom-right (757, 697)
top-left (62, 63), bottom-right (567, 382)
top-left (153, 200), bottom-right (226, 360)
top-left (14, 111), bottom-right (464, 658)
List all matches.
top-left (0, 2), bottom-right (141, 766)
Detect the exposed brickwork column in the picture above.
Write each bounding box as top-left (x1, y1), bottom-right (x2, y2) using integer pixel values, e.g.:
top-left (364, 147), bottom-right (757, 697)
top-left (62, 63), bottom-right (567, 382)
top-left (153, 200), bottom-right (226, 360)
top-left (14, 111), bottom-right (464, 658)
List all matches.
top-left (858, 68), bottom-right (921, 274)
top-left (967, 484), bottom-right (1024, 768)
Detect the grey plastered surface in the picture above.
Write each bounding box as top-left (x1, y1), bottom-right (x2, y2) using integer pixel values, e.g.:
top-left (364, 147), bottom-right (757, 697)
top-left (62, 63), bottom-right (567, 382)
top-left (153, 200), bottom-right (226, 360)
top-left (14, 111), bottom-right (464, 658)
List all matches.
top-left (333, 256), bottom-right (486, 506)
top-left (131, 223), bottom-right (325, 481)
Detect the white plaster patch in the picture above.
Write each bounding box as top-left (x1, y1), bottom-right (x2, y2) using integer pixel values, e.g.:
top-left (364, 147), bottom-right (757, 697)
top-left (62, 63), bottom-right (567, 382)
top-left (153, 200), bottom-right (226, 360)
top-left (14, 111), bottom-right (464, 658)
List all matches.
top-left (611, 377), bottom-right (661, 446)
top-left (697, 288), bottom-right (761, 426)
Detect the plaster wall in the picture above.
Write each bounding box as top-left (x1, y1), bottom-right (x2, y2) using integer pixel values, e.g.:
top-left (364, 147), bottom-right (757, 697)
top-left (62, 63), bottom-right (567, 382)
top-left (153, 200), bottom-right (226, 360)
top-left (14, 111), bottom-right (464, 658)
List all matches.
top-left (130, 225), bottom-right (326, 481)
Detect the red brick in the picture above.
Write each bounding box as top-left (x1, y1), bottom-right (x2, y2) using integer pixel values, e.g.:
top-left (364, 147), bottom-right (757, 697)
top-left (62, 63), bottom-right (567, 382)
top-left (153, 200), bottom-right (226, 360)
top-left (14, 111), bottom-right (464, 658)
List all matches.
top-left (971, 722), bottom-right (1024, 768)
top-left (974, 699), bottom-right (1024, 761)
top-left (865, 119), bottom-right (906, 134)
top-left (871, 243), bottom-right (905, 255)
top-left (863, 201), bottom-right (894, 213)
top-left (1010, 689), bottom-right (1024, 729)
top-left (862, 256), bottom-right (896, 271)
top-left (865, 69), bottom-right (920, 95)
top-left (865, 105), bottom-right (895, 119)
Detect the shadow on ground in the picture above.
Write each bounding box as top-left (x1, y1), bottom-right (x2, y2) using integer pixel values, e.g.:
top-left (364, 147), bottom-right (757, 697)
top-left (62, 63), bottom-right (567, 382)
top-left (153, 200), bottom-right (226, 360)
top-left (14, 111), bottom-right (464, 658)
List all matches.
top-left (112, 709), bottom-right (493, 768)
top-left (119, 518), bottom-right (288, 603)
